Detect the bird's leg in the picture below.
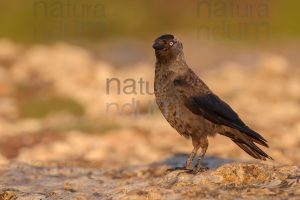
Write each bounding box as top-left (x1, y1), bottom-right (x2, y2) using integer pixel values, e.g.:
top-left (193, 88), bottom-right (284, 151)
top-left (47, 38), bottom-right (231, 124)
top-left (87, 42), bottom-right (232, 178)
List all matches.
top-left (193, 137), bottom-right (209, 173)
top-left (185, 137), bottom-right (200, 170)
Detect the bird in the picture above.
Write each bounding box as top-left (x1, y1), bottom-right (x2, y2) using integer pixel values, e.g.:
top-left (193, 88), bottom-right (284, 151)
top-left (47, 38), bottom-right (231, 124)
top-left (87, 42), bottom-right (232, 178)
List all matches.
top-left (152, 34), bottom-right (272, 173)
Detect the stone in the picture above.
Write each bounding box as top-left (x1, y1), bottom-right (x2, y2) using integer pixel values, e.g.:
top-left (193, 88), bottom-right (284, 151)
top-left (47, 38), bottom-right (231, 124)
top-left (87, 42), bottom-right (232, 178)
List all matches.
top-left (0, 162), bottom-right (299, 199)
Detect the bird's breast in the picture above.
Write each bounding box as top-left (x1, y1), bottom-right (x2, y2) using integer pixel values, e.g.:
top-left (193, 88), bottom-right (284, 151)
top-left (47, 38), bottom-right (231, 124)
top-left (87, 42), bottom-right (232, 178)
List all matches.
top-left (154, 77), bottom-right (219, 138)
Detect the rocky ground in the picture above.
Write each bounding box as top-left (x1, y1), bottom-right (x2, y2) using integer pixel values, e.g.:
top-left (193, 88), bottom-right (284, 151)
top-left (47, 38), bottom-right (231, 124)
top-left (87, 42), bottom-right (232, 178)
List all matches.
top-left (0, 39), bottom-right (300, 199)
top-left (1, 161), bottom-right (300, 199)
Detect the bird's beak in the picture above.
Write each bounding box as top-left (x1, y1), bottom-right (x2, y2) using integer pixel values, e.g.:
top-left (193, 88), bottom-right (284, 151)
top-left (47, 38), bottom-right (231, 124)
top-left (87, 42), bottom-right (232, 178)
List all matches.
top-left (152, 42), bottom-right (164, 50)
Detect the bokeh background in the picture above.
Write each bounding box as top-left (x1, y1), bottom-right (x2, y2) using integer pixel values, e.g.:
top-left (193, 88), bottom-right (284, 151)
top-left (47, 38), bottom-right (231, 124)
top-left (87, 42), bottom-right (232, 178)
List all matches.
top-left (0, 0), bottom-right (299, 168)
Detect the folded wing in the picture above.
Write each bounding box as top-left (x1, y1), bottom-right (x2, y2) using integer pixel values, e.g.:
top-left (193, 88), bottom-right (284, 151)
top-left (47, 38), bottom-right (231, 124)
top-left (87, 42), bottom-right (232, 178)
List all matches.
top-left (174, 77), bottom-right (272, 160)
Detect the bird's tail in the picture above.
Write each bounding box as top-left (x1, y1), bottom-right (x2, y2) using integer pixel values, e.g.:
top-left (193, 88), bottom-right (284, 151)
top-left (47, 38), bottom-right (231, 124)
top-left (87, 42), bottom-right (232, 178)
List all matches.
top-left (233, 140), bottom-right (273, 160)
top-left (221, 131), bottom-right (273, 161)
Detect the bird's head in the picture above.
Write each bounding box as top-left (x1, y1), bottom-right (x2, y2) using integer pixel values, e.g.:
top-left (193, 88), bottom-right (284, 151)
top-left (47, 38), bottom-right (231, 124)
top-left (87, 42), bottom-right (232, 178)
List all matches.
top-left (152, 34), bottom-right (183, 62)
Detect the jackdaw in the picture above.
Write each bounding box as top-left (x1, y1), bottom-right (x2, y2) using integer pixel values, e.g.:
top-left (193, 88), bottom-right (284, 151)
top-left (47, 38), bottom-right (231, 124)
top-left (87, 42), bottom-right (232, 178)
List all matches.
top-left (153, 34), bottom-right (272, 173)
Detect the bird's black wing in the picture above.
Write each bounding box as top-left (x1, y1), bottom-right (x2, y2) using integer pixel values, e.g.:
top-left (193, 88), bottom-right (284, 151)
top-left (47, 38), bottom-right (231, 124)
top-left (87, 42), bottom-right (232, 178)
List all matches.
top-left (186, 93), bottom-right (245, 126)
top-left (173, 73), bottom-right (271, 160)
top-left (184, 93), bottom-right (268, 145)
top-left (173, 76), bottom-right (268, 146)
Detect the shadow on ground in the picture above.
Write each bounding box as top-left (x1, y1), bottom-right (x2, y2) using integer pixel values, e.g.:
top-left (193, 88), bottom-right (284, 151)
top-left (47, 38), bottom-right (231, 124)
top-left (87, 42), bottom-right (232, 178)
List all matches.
top-left (155, 153), bottom-right (236, 169)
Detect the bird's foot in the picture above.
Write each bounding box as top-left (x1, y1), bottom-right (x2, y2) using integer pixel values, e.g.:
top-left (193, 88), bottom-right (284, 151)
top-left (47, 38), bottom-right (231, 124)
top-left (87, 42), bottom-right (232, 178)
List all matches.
top-left (191, 166), bottom-right (209, 174)
top-left (185, 162), bottom-right (194, 171)
top-left (167, 166), bottom-right (208, 174)
top-left (166, 166), bottom-right (187, 172)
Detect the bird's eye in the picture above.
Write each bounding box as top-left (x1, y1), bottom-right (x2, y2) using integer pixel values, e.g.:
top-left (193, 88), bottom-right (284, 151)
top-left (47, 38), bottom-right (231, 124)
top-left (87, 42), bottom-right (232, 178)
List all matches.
top-left (169, 42), bottom-right (174, 46)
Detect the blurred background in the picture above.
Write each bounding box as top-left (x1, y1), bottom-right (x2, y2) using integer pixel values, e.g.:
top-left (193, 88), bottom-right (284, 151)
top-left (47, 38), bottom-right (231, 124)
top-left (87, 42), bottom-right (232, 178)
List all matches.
top-left (0, 0), bottom-right (299, 168)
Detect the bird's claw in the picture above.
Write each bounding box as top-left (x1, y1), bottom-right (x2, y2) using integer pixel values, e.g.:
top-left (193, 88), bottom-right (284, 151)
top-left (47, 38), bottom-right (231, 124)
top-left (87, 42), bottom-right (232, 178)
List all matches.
top-left (167, 162), bottom-right (194, 171)
top-left (185, 164), bottom-right (194, 171)
top-left (167, 166), bottom-right (188, 172)
top-left (191, 166), bottom-right (209, 174)
top-left (167, 166), bottom-right (209, 174)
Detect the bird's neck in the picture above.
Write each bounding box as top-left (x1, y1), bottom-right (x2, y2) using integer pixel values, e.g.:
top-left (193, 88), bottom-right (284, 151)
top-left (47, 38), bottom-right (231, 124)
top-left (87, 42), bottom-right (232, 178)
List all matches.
top-left (156, 51), bottom-right (188, 74)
